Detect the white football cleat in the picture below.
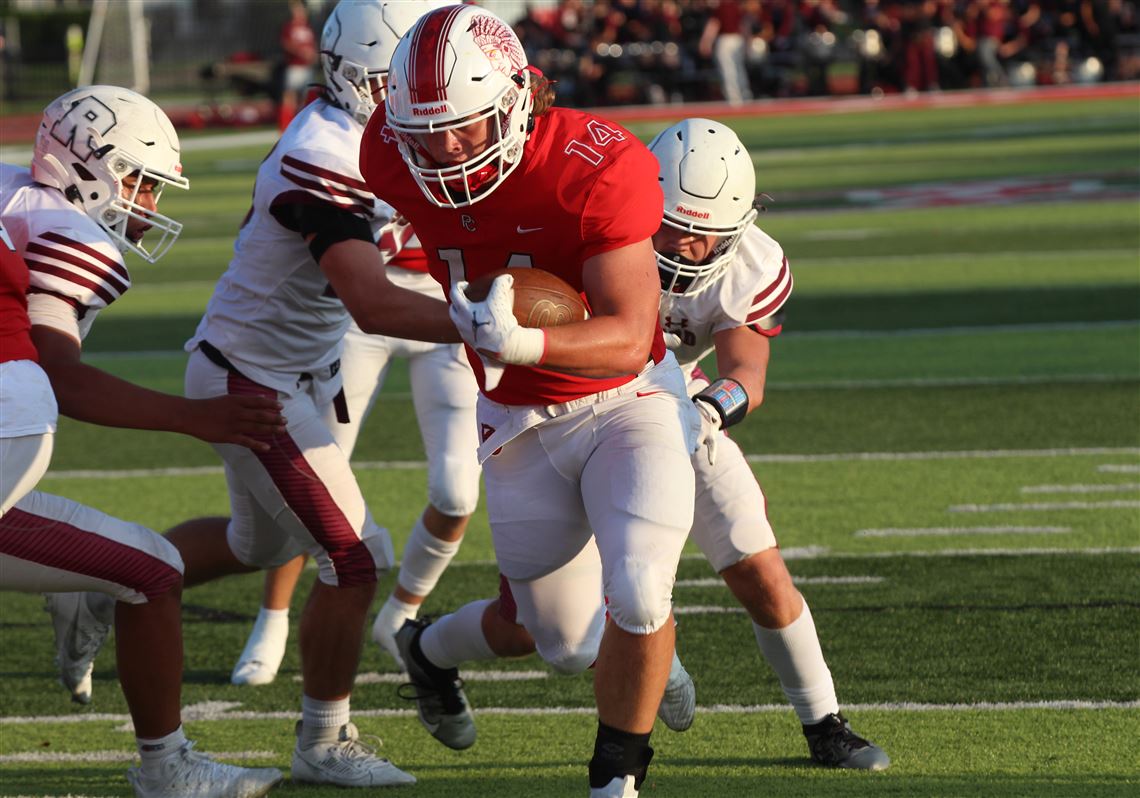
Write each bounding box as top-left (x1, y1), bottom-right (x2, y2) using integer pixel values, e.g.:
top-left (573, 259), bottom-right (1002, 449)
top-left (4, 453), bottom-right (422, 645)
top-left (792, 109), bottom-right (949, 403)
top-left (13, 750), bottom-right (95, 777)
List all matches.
top-left (590, 775), bottom-right (638, 798)
top-left (44, 591), bottom-right (114, 704)
top-left (127, 741), bottom-right (282, 798)
top-left (292, 722), bottom-right (416, 787)
top-left (230, 611), bottom-right (289, 686)
top-left (371, 600), bottom-right (415, 671)
top-left (656, 652), bottom-right (695, 732)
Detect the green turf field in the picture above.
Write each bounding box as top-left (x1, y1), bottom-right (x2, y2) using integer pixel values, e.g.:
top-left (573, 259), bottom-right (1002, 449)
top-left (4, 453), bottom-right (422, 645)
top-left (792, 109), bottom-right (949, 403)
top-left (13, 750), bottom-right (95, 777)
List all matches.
top-left (1, 92), bottom-right (1138, 797)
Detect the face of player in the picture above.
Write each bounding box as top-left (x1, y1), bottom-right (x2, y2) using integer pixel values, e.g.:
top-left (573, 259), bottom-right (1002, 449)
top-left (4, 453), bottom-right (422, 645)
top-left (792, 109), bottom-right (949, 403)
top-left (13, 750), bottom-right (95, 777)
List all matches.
top-left (121, 173), bottom-right (159, 242)
top-left (412, 116), bottom-right (495, 167)
top-left (652, 225), bottom-right (720, 265)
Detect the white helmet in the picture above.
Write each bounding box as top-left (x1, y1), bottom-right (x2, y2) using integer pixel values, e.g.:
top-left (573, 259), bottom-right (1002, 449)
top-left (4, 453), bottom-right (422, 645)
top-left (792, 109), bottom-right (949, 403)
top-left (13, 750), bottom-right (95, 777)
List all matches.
top-left (385, 4), bottom-right (534, 207)
top-left (31, 85), bottom-right (188, 263)
top-left (648, 118), bottom-right (758, 296)
top-left (321, 0), bottom-right (453, 126)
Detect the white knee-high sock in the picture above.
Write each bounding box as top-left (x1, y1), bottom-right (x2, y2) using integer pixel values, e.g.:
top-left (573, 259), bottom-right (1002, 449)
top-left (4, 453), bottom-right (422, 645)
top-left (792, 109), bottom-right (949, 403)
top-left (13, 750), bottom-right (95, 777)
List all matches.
top-left (396, 517), bottom-right (462, 596)
top-left (753, 598), bottom-right (840, 725)
top-left (420, 599), bottom-right (496, 669)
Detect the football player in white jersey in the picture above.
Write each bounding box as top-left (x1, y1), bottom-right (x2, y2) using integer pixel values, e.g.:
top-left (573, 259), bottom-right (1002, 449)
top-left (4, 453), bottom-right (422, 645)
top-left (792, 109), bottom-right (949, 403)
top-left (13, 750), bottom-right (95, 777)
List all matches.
top-left (393, 118), bottom-right (891, 772)
top-left (228, 0), bottom-right (478, 688)
top-left (0, 88), bottom-right (284, 797)
top-left (164, 0), bottom-right (477, 787)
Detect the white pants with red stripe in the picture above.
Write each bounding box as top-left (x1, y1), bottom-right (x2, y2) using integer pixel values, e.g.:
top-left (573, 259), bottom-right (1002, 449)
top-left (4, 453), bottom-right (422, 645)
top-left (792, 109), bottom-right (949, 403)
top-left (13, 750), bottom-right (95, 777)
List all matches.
top-left (483, 357), bottom-right (700, 640)
top-left (185, 349), bottom-right (394, 588)
top-left (331, 318), bottom-right (480, 517)
top-left (0, 432), bottom-right (183, 603)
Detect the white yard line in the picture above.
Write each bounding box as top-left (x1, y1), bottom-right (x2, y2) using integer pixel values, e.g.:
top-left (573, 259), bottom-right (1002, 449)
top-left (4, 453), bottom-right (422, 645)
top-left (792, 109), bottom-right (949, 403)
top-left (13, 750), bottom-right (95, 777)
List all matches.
top-left (854, 526), bottom-right (1070, 538)
top-left (949, 500), bottom-right (1140, 512)
top-left (3, 700), bottom-right (1135, 726)
top-left (297, 670), bottom-right (550, 685)
top-left (1021, 483), bottom-right (1140, 493)
top-left (43, 447), bottom-right (1140, 480)
top-left (676, 576), bottom-right (884, 587)
top-left (0, 750), bottom-right (275, 763)
top-left (1098, 464), bottom-right (1140, 473)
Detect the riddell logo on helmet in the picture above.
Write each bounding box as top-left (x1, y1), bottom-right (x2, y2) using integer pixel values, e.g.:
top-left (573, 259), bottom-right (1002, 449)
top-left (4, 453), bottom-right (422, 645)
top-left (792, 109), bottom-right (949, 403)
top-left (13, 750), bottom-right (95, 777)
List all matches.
top-left (413, 104), bottom-right (448, 116)
top-left (675, 205), bottom-right (710, 219)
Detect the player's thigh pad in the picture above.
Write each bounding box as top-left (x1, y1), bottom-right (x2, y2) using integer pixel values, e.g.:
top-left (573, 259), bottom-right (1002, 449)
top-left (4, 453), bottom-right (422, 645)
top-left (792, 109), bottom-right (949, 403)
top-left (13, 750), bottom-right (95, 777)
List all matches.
top-left (0, 490), bottom-right (182, 601)
top-left (689, 434), bottom-right (777, 573)
top-left (576, 394), bottom-right (696, 635)
top-left (483, 425), bottom-right (596, 582)
top-left (506, 536), bottom-right (605, 675)
top-left (409, 343), bottom-right (480, 517)
top-left (187, 352), bottom-right (393, 587)
top-left (0, 432), bottom-right (53, 515)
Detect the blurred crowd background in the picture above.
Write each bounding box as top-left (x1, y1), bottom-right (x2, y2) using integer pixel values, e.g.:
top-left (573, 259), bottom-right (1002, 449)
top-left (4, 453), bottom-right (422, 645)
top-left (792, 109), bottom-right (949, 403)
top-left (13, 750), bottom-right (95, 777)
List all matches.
top-left (1, 0), bottom-right (1137, 114)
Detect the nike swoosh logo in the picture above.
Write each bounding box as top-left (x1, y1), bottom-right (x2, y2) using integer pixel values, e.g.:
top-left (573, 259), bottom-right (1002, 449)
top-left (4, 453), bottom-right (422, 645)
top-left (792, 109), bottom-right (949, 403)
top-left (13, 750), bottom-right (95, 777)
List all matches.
top-left (517, 225), bottom-right (543, 234)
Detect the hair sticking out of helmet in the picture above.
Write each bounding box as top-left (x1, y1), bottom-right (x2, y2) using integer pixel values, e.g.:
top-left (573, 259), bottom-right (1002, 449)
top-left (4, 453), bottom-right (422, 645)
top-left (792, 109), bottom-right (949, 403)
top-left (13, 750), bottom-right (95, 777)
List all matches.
top-left (320, 0), bottom-right (453, 126)
top-left (31, 85), bottom-right (188, 263)
top-left (384, 4), bottom-right (535, 208)
top-left (648, 118), bottom-right (759, 296)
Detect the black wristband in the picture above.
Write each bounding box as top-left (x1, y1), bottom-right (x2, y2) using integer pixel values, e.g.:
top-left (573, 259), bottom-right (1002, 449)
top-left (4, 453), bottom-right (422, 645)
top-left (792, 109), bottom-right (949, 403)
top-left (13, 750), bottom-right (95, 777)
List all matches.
top-left (693, 377), bottom-right (749, 428)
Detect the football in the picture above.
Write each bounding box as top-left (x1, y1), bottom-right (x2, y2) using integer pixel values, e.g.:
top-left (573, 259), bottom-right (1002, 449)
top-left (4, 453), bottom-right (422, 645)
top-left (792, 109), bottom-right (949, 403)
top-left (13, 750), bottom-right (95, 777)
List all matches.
top-left (465, 268), bottom-right (588, 328)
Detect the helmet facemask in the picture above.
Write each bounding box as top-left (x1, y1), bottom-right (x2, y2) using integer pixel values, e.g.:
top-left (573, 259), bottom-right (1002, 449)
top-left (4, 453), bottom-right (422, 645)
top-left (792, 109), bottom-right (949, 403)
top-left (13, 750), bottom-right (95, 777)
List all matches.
top-left (95, 143), bottom-right (187, 263)
top-left (391, 75), bottom-right (531, 208)
top-left (655, 205), bottom-right (757, 296)
top-left (324, 52), bottom-right (387, 125)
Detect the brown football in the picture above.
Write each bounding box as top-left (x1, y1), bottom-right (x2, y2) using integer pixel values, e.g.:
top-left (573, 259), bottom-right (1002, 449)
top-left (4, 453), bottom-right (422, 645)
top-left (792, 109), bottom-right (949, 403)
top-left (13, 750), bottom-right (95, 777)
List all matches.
top-left (465, 268), bottom-right (588, 328)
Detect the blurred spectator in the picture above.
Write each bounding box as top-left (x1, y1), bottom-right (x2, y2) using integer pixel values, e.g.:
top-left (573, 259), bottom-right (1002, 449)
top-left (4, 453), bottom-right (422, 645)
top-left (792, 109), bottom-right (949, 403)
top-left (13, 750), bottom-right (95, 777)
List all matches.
top-left (700, 0), bottom-right (754, 103)
top-left (278, 0), bottom-right (317, 130)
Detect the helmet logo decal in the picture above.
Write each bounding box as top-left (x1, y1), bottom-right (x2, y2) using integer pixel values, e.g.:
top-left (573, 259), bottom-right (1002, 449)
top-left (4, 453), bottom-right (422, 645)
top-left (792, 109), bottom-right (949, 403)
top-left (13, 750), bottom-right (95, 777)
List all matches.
top-left (408, 5), bottom-right (466, 104)
top-left (468, 14), bottom-right (525, 76)
top-left (674, 204), bottom-right (711, 220)
top-left (48, 96), bottom-right (117, 162)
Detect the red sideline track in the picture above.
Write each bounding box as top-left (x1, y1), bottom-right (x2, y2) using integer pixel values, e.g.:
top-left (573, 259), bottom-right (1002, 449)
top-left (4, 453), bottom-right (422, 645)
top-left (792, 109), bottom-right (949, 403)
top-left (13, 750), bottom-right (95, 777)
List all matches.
top-left (2, 81), bottom-right (1136, 146)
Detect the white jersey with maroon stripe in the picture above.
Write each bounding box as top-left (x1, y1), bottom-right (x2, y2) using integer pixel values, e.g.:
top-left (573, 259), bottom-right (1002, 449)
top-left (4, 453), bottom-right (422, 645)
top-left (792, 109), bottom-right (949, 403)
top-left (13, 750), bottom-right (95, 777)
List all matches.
top-left (0, 164), bottom-right (129, 341)
top-left (188, 99), bottom-right (386, 392)
top-left (659, 225), bottom-right (793, 378)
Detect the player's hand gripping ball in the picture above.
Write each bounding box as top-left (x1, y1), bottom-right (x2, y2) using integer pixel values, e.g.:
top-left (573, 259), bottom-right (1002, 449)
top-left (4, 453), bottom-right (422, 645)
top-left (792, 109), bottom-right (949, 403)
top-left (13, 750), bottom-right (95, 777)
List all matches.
top-left (463, 268), bottom-right (587, 328)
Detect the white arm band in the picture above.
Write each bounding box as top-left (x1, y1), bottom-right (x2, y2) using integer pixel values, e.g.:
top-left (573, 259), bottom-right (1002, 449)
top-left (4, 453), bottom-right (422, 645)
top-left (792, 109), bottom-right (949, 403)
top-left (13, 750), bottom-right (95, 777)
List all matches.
top-left (26, 293), bottom-right (84, 343)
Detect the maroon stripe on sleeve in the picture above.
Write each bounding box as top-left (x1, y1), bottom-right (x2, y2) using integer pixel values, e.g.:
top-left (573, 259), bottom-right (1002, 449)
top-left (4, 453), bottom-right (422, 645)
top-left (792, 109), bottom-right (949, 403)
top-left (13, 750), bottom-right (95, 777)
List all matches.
top-left (0, 508), bottom-right (181, 601)
top-left (225, 372), bottom-right (376, 587)
top-left (279, 168), bottom-right (375, 211)
top-left (280, 155), bottom-right (370, 191)
top-left (26, 242), bottom-right (129, 296)
top-left (748, 257), bottom-right (789, 308)
top-left (745, 277), bottom-right (793, 325)
top-left (25, 260), bottom-right (117, 307)
top-left (40, 232), bottom-right (130, 283)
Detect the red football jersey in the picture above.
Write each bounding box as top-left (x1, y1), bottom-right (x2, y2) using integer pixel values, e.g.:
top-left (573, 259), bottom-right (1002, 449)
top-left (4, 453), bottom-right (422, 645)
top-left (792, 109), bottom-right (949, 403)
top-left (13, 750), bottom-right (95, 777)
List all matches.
top-left (0, 225), bottom-right (36, 364)
top-left (361, 105), bottom-right (666, 405)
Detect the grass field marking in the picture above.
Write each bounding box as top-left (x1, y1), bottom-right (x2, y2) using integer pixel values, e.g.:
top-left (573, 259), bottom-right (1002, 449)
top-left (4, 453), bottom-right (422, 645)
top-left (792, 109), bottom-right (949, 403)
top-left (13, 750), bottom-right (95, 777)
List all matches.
top-left (949, 500), bottom-right (1140, 512)
top-left (853, 525), bottom-right (1071, 538)
top-left (43, 447), bottom-right (1140, 480)
top-left (750, 446), bottom-right (1140, 464)
top-left (1021, 483), bottom-right (1140, 493)
top-left (676, 576), bottom-right (884, 587)
top-left (785, 319), bottom-right (1138, 340)
top-left (295, 670), bottom-right (551, 685)
top-left (770, 374), bottom-right (1136, 390)
top-left (6, 700), bottom-right (1138, 728)
top-left (0, 750), bottom-right (276, 764)
top-left (795, 247), bottom-right (1140, 267)
top-left (1097, 464), bottom-right (1140, 473)
top-left (782, 546), bottom-right (1140, 559)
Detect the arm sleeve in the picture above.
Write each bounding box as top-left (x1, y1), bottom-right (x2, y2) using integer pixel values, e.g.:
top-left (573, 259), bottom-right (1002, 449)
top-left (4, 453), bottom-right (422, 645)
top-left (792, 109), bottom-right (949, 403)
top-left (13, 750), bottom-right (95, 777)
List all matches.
top-left (27, 291), bottom-right (82, 342)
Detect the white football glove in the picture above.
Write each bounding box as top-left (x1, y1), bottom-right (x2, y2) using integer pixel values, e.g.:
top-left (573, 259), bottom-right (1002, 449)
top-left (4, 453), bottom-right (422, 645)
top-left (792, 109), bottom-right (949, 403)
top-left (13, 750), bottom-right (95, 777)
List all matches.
top-left (449, 275), bottom-right (545, 391)
top-left (662, 330), bottom-right (683, 350)
top-left (693, 398), bottom-right (722, 466)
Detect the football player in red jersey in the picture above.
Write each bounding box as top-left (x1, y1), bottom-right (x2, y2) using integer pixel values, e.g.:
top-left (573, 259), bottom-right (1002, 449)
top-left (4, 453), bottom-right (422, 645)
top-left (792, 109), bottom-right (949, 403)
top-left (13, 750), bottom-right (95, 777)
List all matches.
top-left (0, 213), bottom-right (283, 795)
top-left (360, 6), bottom-right (701, 796)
